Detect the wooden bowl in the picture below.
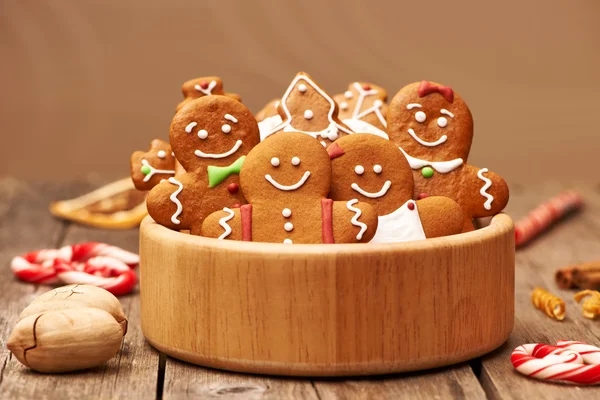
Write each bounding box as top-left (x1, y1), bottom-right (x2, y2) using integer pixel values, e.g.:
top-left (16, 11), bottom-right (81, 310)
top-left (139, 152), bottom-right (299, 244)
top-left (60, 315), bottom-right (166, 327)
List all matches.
top-left (140, 213), bottom-right (514, 377)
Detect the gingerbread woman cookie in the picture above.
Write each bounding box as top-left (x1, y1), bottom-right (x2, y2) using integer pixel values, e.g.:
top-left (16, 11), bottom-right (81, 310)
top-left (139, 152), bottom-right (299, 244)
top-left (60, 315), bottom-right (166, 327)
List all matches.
top-left (146, 95), bottom-right (260, 234)
top-left (176, 76), bottom-right (241, 112)
top-left (328, 134), bottom-right (464, 243)
top-left (201, 131), bottom-right (378, 244)
top-left (387, 81), bottom-right (509, 231)
top-left (130, 139), bottom-right (176, 191)
top-left (333, 82), bottom-right (389, 139)
top-left (259, 72), bottom-right (354, 146)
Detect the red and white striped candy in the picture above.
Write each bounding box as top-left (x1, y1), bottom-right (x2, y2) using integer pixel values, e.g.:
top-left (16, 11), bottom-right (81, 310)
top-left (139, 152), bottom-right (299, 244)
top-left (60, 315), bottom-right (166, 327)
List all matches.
top-left (557, 340), bottom-right (600, 364)
top-left (10, 242), bottom-right (139, 296)
top-left (511, 342), bottom-right (600, 384)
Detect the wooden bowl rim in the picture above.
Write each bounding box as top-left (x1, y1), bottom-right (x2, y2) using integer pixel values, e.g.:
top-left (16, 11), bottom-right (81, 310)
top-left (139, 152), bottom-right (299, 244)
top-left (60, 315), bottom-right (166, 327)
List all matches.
top-left (141, 213), bottom-right (513, 256)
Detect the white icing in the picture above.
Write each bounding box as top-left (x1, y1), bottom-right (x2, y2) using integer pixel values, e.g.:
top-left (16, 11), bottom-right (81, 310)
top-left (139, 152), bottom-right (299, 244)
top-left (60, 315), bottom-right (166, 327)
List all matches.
top-left (399, 148), bottom-right (464, 174)
top-left (351, 180), bottom-right (392, 198)
top-left (267, 75), bottom-right (353, 138)
top-left (406, 103), bottom-right (422, 110)
top-left (340, 101), bottom-right (349, 110)
top-left (298, 84), bottom-right (307, 93)
top-left (271, 157), bottom-right (280, 167)
top-left (346, 199), bottom-right (367, 240)
top-left (283, 239), bottom-right (293, 244)
top-left (157, 150), bottom-right (166, 159)
top-left (282, 208), bottom-right (292, 217)
top-left (304, 110), bottom-right (313, 120)
top-left (195, 140), bottom-right (242, 159)
top-left (320, 141), bottom-right (327, 147)
top-left (221, 124), bottom-right (232, 133)
top-left (440, 109), bottom-right (454, 118)
top-left (354, 165), bottom-right (364, 175)
top-left (342, 119), bottom-right (389, 140)
top-left (408, 128), bottom-right (447, 147)
top-left (194, 80), bottom-right (217, 96)
top-left (477, 168), bottom-right (494, 210)
top-left (218, 207), bottom-right (235, 240)
top-left (437, 117), bottom-right (448, 127)
top-left (198, 130), bottom-right (208, 140)
top-left (141, 159), bottom-right (175, 182)
top-left (224, 114), bottom-right (238, 123)
top-left (351, 83), bottom-right (387, 127)
top-left (291, 156), bottom-right (300, 166)
top-left (373, 165), bottom-right (382, 174)
top-left (415, 111), bottom-right (426, 123)
top-left (344, 91), bottom-right (353, 99)
top-left (265, 171), bottom-right (311, 191)
top-left (185, 122), bottom-right (197, 133)
top-left (370, 201), bottom-right (426, 243)
top-left (167, 177), bottom-right (184, 225)
top-left (284, 222), bottom-right (293, 232)
top-left (258, 114), bottom-right (284, 141)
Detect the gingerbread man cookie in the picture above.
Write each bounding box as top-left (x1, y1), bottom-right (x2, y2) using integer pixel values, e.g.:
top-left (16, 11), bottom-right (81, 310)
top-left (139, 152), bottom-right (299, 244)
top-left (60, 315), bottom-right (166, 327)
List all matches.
top-left (202, 131), bottom-right (378, 244)
top-left (130, 139), bottom-right (176, 191)
top-left (333, 82), bottom-right (389, 139)
top-left (328, 134), bottom-right (464, 243)
top-left (176, 76), bottom-right (241, 112)
top-left (387, 81), bottom-right (509, 231)
top-left (146, 95), bottom-right (260, 234)
top-left (259, 72), bottom-right (354, 146)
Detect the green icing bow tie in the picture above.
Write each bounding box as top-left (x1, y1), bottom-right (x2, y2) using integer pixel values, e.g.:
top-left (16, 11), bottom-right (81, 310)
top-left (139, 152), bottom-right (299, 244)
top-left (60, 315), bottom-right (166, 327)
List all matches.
top-left (207, 156), bottom-right (246, 188)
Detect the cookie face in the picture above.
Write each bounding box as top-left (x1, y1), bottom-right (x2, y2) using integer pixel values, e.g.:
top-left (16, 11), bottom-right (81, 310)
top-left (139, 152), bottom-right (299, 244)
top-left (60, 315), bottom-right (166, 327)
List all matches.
top-left (265, 72), bottom-right (353, 146)
top-left (170, 96), bottom-right (260, 173)
top-left (328, 134), bottom-right (414, 216)
top-left (130, 139), bottom-right (176, 191)
top-left (333, 81), bottom-right (388, 135)
top-left (240, 131), bottom-right (331, 204)
top-left (387, 81), bottom-right (473, 162)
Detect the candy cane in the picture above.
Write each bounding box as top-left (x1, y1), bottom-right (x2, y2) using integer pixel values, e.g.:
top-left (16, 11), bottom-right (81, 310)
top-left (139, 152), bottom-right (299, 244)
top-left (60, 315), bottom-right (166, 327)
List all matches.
top-left (511, 342), bottom-right (600, 384)
top-left (557, 340), bottom-right (600, 364)
top-left (515, 190), bottom-right (583, 247)
top-left (10, 242), bottom-right (139, 296)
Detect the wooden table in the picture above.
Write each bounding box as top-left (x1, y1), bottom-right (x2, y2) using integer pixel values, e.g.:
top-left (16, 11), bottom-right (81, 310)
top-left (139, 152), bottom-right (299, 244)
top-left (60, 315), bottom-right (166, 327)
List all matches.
top-left (1, 178), bottom-right (599, 399)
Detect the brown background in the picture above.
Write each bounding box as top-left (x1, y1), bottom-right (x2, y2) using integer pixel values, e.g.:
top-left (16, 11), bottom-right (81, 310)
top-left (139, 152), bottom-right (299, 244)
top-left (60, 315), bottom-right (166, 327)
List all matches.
top-left (1, 0), bottom-right (598, 184)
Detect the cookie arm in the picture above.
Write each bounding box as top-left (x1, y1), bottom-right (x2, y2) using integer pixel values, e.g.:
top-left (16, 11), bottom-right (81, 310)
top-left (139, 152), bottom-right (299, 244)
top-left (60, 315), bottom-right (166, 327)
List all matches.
top-left (130, 140), bottom-right (176, 191)
top-left (461, 165), bottom-right (510, 218)
top-left (415, 196), bottom-right (465, 238)
top-left (331, 200), bottom-right (378, 243)
top-left (146, 178), bottom-right (189, 231)
top-left (201, 208), bottom-right (243, 241)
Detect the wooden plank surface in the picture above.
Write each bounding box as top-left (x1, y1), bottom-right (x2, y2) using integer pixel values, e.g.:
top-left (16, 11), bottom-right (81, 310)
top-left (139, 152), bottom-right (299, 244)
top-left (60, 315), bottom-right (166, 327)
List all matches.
top-left (479, 182), bottom-right (600, 399)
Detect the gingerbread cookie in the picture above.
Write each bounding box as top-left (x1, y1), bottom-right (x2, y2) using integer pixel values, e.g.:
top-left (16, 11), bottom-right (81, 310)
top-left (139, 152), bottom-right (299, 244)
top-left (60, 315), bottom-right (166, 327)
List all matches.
top-left (146, 95), bottom-right (260, 234)
top-left (130, 139), bottom-right (176, 191)
top-left (175, 76), bottom-right (241, 112)
top-left (328, 134), bottom-right (464, 243)
top-left (201, 131), bottom-right (378, 244)
top-left (333, 82), bottom-right (389, 139)
top-left (255, 98), bottom-right (280, 122)
top-left (387, 81), bottom-right (509, 231)
top-left (260, 72), bottom-right (354, 146)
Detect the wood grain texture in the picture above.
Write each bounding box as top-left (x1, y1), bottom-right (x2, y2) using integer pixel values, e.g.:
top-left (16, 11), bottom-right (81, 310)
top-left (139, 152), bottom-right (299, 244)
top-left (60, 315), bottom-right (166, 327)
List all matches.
top-left (140, 213), bottom-right (514, 376)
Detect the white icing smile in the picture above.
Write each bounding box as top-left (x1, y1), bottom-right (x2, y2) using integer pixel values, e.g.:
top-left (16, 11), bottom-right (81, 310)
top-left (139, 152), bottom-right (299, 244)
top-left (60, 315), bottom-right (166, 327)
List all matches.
top-left (265, 171), bottom-right (311, 191)
top-left (351, 180), bottom-right (392, 198)
top-left (195, 140), bottom-right (243, 159)
top-left (408, 128), bottom-right (447, 147)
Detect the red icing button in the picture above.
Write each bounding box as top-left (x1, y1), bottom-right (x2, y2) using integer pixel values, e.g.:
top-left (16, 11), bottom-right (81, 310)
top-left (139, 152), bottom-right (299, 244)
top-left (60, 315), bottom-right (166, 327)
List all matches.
top-left (232, 203), bottom-right (241, 208)
top-left (199, 81), bottom-right (209, 90)
top-left (228, 183), bottom-right (239, 194)
top-left (363, 84), bottom-right (371, 91)
top-left (407, 202), bottom-right (415, 210)
top-left (417, 193), bottom-right (429, 200)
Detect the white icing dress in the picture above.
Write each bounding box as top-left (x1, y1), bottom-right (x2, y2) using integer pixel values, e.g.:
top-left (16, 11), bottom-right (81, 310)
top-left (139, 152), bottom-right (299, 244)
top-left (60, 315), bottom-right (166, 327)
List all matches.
top-left (370, 200), bottom-right (426, 243)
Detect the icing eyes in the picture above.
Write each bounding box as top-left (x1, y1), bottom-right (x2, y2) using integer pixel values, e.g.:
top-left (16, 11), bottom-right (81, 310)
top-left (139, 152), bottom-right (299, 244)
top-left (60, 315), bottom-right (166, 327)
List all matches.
top-left (157, 150), bottom-right (166, 159)
top-left (292, 156), bottom-right (301, 166)
top-left (437, 117), bottom-right (448, 128)
top-left (271, 157), bottom-right (280, 167)
top-left (355, 165), bottom-right (365, 175)
top-left (198, 130), bottom-right (208, 140)
top-left (221, 124), bottom-right (232, 133)
top-left (340, 102), bottom-right (349, 110)
top-left (304, 110), bottom-right (313, 120)
top-left (373, 165), bottom-right (382, 174)
top-left (415, 111), bottom-right (426, 123)
top-left (344, 91), bottom-right (353, 99)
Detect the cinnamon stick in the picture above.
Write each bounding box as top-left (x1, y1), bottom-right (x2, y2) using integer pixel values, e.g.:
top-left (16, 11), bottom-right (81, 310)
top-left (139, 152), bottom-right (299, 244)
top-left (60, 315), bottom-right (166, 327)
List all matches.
top-left (555, 266), bottom-right (576, 289)
top-left (573, 271), bottom-right (600, 290)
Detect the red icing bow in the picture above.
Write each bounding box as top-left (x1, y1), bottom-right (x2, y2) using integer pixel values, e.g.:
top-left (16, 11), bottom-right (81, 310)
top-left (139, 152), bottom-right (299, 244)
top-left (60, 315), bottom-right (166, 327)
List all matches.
top-left (327, 143), bottom-right (345, 159)
top-left (418, 81), bottom-right (454, 103)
